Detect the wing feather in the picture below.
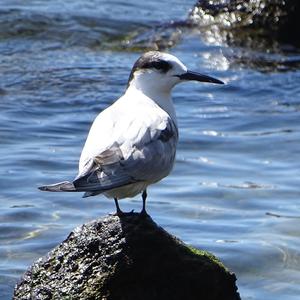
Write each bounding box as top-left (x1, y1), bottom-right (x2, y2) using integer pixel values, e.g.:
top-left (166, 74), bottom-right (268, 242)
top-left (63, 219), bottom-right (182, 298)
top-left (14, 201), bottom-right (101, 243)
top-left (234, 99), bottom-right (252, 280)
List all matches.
top-left (75, 99), bottom-right (178, 194)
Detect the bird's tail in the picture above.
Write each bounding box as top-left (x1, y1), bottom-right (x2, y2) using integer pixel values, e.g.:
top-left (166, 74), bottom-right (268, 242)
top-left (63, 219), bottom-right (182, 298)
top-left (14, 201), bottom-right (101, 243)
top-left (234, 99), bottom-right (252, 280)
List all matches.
top-left (38, 181), bottom-right (76, 192)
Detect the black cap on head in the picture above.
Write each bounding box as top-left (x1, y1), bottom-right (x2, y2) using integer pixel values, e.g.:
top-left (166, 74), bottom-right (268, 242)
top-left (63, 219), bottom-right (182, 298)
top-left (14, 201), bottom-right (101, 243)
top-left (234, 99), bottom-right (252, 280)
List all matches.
top-left (127, 52), bottom-right (172, 86)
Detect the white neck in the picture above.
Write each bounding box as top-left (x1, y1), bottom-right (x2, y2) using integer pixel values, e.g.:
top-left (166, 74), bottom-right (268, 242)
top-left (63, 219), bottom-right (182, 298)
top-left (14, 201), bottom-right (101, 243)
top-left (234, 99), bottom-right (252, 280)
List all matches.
top-left (126, 74), bottom-right (177, 123)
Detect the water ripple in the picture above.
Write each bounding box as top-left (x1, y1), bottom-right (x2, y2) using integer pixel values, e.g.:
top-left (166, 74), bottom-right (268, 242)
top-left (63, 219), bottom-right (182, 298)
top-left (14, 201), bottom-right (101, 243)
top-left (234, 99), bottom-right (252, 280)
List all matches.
top-left (0, 1), bottom-right (300, 300)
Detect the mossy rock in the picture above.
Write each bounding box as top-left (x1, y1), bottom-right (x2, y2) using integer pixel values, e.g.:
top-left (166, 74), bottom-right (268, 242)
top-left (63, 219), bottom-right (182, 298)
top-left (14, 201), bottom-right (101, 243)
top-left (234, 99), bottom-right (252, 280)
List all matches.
top-left (14, 213), bottom-right (240, 300)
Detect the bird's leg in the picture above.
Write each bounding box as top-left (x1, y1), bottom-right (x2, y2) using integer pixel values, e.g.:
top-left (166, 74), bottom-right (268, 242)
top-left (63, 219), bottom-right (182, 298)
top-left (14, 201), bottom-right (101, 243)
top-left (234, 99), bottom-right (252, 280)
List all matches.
top-left (114, 198), bottom-right (123, 215)
top-left (140, 190), bottom-right (148, 215)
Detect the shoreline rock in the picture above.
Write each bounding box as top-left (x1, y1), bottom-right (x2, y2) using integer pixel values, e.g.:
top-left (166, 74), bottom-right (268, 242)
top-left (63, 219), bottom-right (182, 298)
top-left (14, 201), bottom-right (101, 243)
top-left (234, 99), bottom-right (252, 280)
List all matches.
top-left (14, 213), bottom-right (240, 300)
top-left (189, 0), bottom-right (300, 49)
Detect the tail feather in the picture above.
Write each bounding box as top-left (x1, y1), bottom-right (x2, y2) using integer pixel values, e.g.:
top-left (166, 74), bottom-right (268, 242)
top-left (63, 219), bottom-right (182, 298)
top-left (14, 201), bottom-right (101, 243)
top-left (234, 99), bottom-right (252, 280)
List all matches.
top-left (38, 181), bottom-right (76, 192)
top-left (82, 191), bottom-right (102, 198)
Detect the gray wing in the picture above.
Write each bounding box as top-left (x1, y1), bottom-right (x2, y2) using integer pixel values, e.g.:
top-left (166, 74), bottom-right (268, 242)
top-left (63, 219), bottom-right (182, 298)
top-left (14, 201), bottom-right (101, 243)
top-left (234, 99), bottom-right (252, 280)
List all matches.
top-left (122, 119), bottom-right (178, 182)
top-left (73, 118), bottom-right (178, 194)
top-left (73, 147), bottom-right (138, 192)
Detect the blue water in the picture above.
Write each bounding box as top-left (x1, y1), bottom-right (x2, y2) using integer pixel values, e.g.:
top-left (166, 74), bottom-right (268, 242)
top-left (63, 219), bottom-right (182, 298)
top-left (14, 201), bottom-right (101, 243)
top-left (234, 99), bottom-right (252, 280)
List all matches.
top-left (1, 1), bottom-right (300, 299)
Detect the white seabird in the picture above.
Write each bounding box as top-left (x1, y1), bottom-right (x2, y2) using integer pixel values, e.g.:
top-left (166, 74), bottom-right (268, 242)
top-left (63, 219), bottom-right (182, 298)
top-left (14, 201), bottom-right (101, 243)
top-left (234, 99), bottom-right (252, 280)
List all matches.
top-left (39, 51), bottom-right (223, 215)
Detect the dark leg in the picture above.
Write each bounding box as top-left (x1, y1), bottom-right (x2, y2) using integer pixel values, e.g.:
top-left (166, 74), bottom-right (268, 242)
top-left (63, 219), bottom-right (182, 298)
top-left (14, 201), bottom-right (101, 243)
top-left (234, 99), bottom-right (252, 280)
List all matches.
top-left (141, 190), bottom-right (148, 215)
top-left (114, 198), bottom-right (123, 215)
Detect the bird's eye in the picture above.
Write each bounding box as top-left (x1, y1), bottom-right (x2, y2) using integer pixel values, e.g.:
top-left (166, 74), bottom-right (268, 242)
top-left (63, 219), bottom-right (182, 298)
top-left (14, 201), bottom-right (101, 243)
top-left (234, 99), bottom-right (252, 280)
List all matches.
top-left (151, 60), bottom-right (171, 71)
top-left (142, 59), bottom-right (172, 73)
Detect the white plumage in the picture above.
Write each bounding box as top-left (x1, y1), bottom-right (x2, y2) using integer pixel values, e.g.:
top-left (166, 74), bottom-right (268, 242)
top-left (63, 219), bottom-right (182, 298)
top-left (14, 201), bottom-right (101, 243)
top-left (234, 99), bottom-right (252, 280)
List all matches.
top-left (39, 51), bottom-right (223, 214)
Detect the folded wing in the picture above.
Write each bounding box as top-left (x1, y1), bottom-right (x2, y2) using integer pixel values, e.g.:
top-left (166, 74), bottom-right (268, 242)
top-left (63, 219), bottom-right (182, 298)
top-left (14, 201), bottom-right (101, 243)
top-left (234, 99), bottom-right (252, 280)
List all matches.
top-left (74, 113), bottom-right (178, 196)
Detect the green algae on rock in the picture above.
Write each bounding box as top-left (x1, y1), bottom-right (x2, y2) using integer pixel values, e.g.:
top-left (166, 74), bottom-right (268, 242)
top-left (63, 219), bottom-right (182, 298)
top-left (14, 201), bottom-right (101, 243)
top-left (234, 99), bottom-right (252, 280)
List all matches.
top-left (14, 213), bottom-right (240, 300)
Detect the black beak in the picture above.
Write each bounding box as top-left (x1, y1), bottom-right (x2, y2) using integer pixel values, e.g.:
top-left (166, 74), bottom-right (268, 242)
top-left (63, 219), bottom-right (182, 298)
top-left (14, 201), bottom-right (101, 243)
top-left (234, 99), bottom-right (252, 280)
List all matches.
top-left (177, 70), bottom-right (224, 84)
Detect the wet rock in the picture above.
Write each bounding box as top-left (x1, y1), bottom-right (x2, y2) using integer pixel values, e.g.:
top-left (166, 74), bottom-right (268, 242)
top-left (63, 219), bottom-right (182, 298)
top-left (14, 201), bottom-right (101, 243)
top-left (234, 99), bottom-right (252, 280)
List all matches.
top-left (189, 0), bottom-right (300, 49)
top-left (121, 0), bottom-right (300, 53)
top-left (118, 1), bottom-right (300, 73)
top-left (14, 213), bottom-right (240, 300)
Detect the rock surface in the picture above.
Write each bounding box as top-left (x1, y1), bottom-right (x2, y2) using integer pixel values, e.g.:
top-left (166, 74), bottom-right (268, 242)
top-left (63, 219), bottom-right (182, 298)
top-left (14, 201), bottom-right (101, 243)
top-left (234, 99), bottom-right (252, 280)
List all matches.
top-left (121, 0), bottom-right (300, 53)
top-left (14, 213), bottom-right (240, 300)
top-left (119, 0), bottom-right (300, 73)
top-left (189, 0), bottom-right (300, 48)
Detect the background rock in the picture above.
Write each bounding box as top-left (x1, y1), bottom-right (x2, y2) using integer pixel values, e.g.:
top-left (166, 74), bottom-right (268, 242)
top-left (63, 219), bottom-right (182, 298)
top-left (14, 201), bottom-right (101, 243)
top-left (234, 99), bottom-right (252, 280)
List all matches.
top-left (189, 0), bottom-right (300, 49)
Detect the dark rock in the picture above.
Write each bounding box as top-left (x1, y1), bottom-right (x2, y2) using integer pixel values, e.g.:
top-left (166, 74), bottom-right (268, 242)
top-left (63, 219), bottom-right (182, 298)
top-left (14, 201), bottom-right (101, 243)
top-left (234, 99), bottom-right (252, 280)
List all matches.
top-left (116, 1), bottom-right (300, 73)
top-left (189, 0), bottom-right (300, 49)
top-left (120, 0), bottom-right (300, 53)
top-left (14, 213), bottom-right (240, 300)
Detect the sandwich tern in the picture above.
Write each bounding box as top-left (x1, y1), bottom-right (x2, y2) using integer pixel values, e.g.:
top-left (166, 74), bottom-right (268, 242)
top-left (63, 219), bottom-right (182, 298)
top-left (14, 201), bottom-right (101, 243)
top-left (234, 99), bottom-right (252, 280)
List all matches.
top-left (39, 51), bottom-right (223, 215)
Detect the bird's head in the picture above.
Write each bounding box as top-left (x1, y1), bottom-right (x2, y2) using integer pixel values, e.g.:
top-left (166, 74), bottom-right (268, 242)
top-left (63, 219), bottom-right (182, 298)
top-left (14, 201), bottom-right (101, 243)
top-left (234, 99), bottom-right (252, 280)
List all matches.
top-left (127, 51), bottom-right (223, 95)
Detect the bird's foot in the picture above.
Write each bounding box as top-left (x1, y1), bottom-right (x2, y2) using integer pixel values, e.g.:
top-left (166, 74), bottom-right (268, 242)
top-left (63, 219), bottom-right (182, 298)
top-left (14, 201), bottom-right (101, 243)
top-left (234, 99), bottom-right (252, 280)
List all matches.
top-left (140, 208), bottom-right (149, 217)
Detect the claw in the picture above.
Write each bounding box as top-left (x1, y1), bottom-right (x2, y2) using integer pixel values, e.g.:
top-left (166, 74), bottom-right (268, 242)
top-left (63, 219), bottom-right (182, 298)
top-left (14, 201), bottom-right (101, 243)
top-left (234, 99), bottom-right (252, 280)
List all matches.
top-left (140, 208), bottom-right (148, 217)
